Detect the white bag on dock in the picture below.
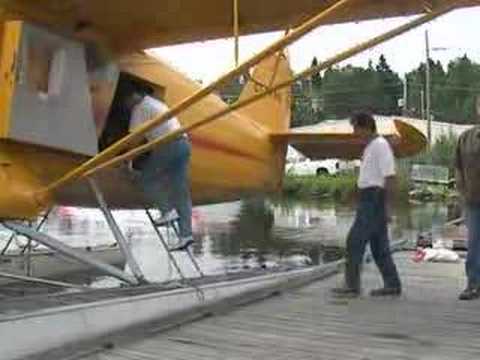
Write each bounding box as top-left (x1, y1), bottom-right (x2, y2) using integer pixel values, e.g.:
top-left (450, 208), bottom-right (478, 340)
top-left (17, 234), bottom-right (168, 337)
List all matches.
top-left (413, 245), bottom-right (460, 263)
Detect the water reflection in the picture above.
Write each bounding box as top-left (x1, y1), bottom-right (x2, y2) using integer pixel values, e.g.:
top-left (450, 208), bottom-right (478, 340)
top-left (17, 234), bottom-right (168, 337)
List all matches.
top-left (202, 200), bottom-right (321, 269)
top-left (0, 198), bottom-right (454, 289)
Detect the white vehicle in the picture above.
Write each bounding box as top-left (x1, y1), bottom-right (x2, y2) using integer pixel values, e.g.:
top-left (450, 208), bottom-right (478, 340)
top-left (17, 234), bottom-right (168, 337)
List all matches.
top-left (285, 158), bottom-right (341, 176)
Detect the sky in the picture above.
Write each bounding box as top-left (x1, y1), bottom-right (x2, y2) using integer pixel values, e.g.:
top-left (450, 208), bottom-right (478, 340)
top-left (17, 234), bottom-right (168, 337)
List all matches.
top-left (149, 6), bottom-right (480, 83)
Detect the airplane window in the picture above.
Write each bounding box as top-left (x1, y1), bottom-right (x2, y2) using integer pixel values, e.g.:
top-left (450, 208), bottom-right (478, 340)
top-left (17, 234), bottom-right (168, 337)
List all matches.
top-left (26, 44), bottom-right (65, 99)
top-left (48, 49), bottom-right (66, 97)
top-left (26, 44), bottom-right (53, 96)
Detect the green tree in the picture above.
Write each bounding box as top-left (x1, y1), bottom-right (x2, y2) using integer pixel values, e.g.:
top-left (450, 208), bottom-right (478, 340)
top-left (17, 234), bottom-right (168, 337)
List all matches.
top-left (374, 54), bottom-right (403, 115)
top-left (407, 55), bottom-right (480, 123)
top-left (406, 65), bottom-right (422, 119)
top-left (311, 57), bottom-right (322, 89)
top-left (291, 58), bottom-right (325, 127)
top-left (442, 55), bottom-right (480, 123)
top-left (291, 93), bottom-right (315, 127)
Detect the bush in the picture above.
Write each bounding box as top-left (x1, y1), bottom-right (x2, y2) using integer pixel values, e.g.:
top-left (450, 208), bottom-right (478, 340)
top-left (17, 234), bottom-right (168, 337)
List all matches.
top-left (396, 132), bottom-right (458, 201)
top-left (407, 132), bottom-right (458, 169)
top-left (282, 172), bottom-right (357, 202)
top-left (283, 170), bottom-right (410, 203)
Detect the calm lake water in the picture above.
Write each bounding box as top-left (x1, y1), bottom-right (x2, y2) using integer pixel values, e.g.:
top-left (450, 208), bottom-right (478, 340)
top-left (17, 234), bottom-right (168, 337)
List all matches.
top-left (0, 198), bottom-right (459, 287)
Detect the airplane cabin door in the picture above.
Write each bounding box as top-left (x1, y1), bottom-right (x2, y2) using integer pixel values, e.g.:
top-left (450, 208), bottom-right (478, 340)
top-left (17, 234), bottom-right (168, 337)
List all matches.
top-left (0, 21), bottom-right (97, 156)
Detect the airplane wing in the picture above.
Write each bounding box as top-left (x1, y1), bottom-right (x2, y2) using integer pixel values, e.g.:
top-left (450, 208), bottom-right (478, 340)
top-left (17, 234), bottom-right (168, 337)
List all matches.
top-left (270, 118), bottom-right (427, 159)
top-left (0, 0), bottom-right (477, 52)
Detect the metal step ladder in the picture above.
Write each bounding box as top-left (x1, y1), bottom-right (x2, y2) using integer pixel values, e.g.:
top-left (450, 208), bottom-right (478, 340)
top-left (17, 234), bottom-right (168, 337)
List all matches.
top-left (145, 209), bottom-right (204, 281)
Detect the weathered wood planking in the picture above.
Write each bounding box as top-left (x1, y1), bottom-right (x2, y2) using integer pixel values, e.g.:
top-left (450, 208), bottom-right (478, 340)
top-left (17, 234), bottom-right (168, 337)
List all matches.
top-left (74, 253), bottom-right (480, 360)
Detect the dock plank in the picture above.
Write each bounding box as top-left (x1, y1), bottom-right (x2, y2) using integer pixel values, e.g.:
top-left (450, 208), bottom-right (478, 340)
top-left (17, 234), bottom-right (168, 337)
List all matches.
top-left (62, 253), bottom-right (480, 360)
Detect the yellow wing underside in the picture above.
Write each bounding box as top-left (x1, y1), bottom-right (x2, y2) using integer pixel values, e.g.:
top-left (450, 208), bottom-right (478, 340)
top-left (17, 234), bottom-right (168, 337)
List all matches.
top-left (270, 118), bottom-right (427, 160)
top-left (0, 0), bottom-right (477, 52)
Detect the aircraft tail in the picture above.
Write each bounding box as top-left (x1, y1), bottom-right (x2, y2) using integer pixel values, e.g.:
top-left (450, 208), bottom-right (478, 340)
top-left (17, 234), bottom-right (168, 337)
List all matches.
top-left (234, 51), bottom-right (293, 192)
top-left (236, 51), bottom-right (293, 133)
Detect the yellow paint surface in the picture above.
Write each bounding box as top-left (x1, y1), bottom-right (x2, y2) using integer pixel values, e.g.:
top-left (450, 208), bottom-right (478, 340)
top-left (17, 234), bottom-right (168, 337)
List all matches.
top-left (0, 19), bottom-right (427, 219)
top-left (0, 141), bottom-right (85, 219)
top-left (0, 48), bottom-right (294, 218)
top-left (0, 21), bottom-right (21, 137)
top-left (0, 1), bottom-right (477, 51)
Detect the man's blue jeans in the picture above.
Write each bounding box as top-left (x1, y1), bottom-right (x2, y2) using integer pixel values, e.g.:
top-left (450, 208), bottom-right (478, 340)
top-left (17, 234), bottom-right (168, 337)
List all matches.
top-left (466, 204), bottom-right (480, 288)
top-left (345, 188), bottom-right (401, 291)
top-left (138, 136), bottom-right (192, 238)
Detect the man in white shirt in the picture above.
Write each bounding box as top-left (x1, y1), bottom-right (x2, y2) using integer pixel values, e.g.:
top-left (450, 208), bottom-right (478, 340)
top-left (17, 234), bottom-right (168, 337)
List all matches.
top-left (126, 81), bottom-right (193, 251)
top-left (332, 113), bottom-right (401, 298)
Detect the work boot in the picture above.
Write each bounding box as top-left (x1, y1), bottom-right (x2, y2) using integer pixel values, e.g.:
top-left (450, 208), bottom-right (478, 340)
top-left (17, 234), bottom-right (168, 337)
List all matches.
top-left (170, 235), bottom-right (194, 252)
top-left (331, 287), bottom-right (360, 298)
top-left (458, 287), bottom-right (480, 301)
top-left (370, 287), bottom-right (402, 297)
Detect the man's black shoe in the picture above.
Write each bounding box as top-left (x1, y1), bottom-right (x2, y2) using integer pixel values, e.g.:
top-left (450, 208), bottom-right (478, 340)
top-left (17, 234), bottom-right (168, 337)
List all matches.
top-left (459, 287), bottom-right (480, 301)
top-left (331, 287), bottom-right (360, 298)
top-left (370, 287), bottom-right (402, 297)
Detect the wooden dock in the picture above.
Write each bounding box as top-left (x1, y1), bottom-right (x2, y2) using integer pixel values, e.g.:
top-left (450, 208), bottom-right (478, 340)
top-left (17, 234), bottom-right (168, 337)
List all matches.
top-left (54, 252), bottom-right (480, 360)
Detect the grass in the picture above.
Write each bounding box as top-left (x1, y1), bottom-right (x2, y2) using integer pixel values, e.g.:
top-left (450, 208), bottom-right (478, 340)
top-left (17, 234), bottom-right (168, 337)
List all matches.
top-left (282, 170), bottom-right (411, 203)
top-left (282, 132), bottom-right (459, 202)
top-left (282, 172), bottom-right (357, 202)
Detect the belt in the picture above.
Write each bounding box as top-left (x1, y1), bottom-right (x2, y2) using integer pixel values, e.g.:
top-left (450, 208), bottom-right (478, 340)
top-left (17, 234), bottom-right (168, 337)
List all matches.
top-left (359, 186), bottom-right (384, 192)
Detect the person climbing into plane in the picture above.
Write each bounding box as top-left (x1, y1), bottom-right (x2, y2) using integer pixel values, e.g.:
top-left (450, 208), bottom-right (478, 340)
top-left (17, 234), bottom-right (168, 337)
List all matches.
top-left (331, 112), bottom-right (402, 298)
top-left (125, 79), bottom-right (194, 251)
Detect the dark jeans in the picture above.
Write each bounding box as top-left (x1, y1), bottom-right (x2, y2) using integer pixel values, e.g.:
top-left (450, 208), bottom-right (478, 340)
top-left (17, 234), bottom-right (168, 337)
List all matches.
top-left (345, 188), bottom-right (401, 291)
top-left (138, 136), bottom-right (192, 238)
top-left (466, 204), bottom-right (480, 288)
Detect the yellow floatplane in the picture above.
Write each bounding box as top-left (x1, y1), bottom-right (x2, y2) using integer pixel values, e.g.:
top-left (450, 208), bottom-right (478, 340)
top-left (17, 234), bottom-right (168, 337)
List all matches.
top-left (0, 0), bottom-right (476, 285)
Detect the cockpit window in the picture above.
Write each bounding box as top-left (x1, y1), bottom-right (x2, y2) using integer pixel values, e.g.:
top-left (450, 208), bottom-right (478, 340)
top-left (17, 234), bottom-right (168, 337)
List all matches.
top-left (26, 43), bottom-right (65, 98)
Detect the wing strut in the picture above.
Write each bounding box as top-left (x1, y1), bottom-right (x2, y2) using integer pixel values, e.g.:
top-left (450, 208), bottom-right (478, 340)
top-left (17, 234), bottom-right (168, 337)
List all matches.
top-left (233, 0), bottom-right (240, 67)
top-left (89, 178), bottom-right (147, 284)
top-left (3, 221), bottom-right (138, 285)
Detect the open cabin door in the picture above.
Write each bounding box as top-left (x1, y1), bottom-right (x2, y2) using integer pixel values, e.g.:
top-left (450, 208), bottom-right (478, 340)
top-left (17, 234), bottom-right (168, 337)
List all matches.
top-left (0, 21), bottom-right (97, 156)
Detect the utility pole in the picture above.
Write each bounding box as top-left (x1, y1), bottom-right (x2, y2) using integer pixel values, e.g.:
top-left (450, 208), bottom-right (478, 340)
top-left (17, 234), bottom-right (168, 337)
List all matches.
top-left (403, 75), bottom-right (408, 116)
top-left (420, 89), bottom-right (425, 120)
top-left (425, 30), bottom-right (432, 145)
top-left (309, 76), bottom-right (314, 123)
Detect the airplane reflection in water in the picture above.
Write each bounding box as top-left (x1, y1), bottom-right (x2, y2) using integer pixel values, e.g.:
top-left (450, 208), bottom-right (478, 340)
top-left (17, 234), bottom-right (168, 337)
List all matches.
top-left (0, 200), bottom-right (349, 286)
top-left (0, 199), bottom-right (456, 288)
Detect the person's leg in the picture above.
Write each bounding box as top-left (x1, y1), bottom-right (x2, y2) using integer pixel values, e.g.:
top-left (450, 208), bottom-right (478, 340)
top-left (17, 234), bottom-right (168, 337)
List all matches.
top-left (461, 204), bottom-right (480, 299)
top-left (369, 228), bottom-right (401, 295)
top-left (370, 231), bottom-right (402, 292)
top-left (139, 171), bottom-right (172, 214)
top-left (168, 138), bottom-right (193, 239)
top-left (137, 141), bottom-right (182, 218)
top-left (368, 190), bottom-right (401, 293)
top-left (335, 191), bottom-right (373, 294)
top-left (344, 218), bottom-right (368, 292)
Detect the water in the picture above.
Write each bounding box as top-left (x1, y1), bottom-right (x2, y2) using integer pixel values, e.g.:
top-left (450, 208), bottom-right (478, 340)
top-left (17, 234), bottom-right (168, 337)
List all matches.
top-left (0, 198), bottom-right (457, 288)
